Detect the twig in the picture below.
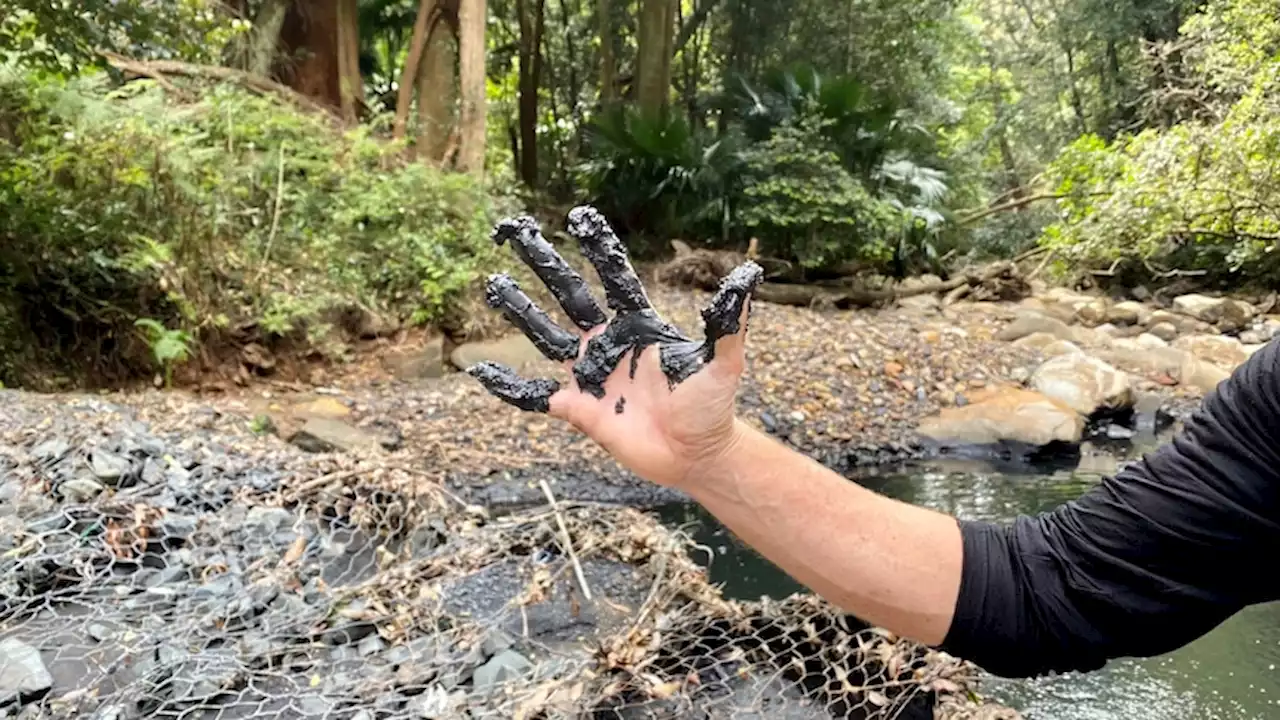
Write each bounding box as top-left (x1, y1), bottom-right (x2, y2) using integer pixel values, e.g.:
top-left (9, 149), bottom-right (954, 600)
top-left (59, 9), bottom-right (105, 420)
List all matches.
top-left (1027, 249), bottom-right (1057, 281)
top-left (291, 469), bottom-right (359, 497)
top-left (956, 192), bottom-right (1065, 225)
top-left (942, 283), bottom-right (971, 306)
top-left (539, 479), bottom-right (593, 602)
top-left (256, 142), bottom-right (287, 286)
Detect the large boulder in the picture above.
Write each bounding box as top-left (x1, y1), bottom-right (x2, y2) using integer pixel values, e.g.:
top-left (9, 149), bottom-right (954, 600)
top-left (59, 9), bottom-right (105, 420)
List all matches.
top-left (1095, 346), bottom-right (1231, 394)
top-left (1171, 294), bottom-right (1256, 332)
top-left (996, 313), bottom-right (1076, 343)
top-left (1030, 354), bottom-right (1133, 416)
top-left (1148, 309), bottom-right (1214, 336)
top-left (450, 334), bottom-right (544, 371)
top-left (1172, 334), bottom-right (1248, 370)
top-left (917, 387), bottom-right (1084, 447)
top-left (1109, 301), bottom-right (1150, 326)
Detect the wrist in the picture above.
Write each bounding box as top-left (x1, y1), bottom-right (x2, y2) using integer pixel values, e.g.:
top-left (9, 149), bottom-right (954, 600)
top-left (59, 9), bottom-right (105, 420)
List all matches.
top-left (674, 417), bottom-right (753, 491)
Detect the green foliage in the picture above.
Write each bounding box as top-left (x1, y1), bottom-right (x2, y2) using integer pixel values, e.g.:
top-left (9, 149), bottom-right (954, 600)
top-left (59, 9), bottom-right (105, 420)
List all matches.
top-left (133, 318), bottom-right (194, 387)
top-left (0, 1), bottom-right (244, 74)
top-left (0, 69), bottom-right (512, 387)
top-left (1037, 0), bottom-right (1280, 286)
top-left (578, 107), bottom-right (742, 251)
top-left (737, 118), bottom-right (898, 269)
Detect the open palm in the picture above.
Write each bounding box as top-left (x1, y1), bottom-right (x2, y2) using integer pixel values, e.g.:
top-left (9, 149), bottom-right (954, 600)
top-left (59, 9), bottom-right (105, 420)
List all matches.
top-left (466, 206), bottom-right (763, 488)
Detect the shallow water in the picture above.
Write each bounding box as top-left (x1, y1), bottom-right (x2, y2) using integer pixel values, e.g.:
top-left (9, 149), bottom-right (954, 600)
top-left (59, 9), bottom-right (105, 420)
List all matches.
top-left (654, 434), bottom-right (1280, 720)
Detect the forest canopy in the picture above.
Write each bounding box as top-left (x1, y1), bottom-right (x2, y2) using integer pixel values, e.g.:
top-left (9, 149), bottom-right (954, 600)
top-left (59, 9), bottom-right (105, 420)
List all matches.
top-left (1, 0), bottom-right (1278, 387)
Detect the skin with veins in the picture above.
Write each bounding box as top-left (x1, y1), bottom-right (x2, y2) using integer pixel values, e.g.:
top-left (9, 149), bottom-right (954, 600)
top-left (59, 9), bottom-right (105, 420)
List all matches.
top-left (469, 206), bottom-right (764, 413)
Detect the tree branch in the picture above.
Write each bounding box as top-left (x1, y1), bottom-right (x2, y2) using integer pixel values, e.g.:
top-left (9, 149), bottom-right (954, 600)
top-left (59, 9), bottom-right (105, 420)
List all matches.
top-left (673, 0), bottom-right (721, 55)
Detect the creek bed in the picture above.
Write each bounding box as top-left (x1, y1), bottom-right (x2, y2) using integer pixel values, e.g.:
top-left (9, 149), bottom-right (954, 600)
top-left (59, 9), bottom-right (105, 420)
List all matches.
top-left (653, 435), bottom-right (1280, 720)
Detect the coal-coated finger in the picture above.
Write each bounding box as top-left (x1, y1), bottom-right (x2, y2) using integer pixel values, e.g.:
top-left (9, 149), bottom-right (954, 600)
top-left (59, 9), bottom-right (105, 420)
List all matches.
top-left (485, 273), bottom-right (580, 362)
top-left (566, 205), bottom-right (651, 313)
top-left (492, 216), bottom-right (607, 330)
top-left (573, 310), bottom-right (693, 398)
top-left (700, 261), bottom-right (764, 359)
top-left (466, 361), bottom-right (561, 413)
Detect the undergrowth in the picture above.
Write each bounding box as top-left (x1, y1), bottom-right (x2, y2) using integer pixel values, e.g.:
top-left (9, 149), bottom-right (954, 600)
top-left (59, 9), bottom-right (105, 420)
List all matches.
top-left (0, 68), bottom-right (519, 388)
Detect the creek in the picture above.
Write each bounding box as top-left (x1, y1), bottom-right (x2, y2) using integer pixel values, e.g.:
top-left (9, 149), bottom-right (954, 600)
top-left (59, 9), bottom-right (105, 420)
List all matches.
top-left (654, 433), bottom-right (1280, 720)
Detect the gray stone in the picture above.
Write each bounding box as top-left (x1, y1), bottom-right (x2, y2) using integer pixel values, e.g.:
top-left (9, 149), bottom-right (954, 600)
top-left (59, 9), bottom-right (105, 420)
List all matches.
top-left (291, 418), bottom-right (383, 454)
top-left (472, 649), bottom-right (534, 691)
top-left (31, 439), bottom-right (70, 463)
top-left (1105, 424), bottom-right (1135, 440)
top-left (59, 477), bottom-right (105, 503)
top-left (996, 313), bottom-right (1076, 343)
top-left (1172, 294), bottom-right (1255, 332)
top-left (297, 695), bottom-right (334, 716)
top-left (245, 507), bottom-right (293, 533)
top-left (0, 641), bottom-right (56, 703)
top-left (450, 334), bottom-right (544, 372)
top-left (481, 630), bottom-right (514, 658)
top-left (1109, 301), bottom-right (1150, 326)
top-left (357, 633), bottom-right (386, 657)
top-left (89, 451), bottom-right (131, 483)
top-left (408, 685), bottom-right (463, 718)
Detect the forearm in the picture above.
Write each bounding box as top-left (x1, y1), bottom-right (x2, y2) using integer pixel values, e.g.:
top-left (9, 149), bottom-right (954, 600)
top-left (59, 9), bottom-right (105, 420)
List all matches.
top-left (679, 419), bottom-right (964, 646)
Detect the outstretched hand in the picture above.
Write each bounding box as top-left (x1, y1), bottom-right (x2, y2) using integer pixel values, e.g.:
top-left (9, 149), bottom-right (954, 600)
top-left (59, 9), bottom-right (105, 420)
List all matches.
top-left (466, 206), bottom-right (763, 489)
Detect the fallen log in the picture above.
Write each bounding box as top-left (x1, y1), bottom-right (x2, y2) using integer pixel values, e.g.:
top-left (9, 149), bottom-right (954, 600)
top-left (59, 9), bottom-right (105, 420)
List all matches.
top-left (753, 261), bottom-right (1019, 309)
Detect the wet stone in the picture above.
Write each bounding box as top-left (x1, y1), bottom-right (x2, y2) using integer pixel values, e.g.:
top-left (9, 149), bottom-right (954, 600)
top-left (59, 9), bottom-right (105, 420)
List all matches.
top-left (472, 649), bottom-right (534, 691)
top-left (0, 638), bottom-right (52, 705)
top-left (89, 451), bottom-right (131, 484)
top-left (58, 477), bottom-right (105, 503)
top-left (357, 633), bottom-right (386, 657)
top-left (30, 439), bottom-right (70, 463)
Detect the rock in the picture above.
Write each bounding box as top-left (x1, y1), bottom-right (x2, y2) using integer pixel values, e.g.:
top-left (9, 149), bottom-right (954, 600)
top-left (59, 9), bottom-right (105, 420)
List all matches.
top-left (386, 336), bottom-right (448, 380)
top-left (357, 633), bottom-right (386, 657)
top-left (408, 685), bottom-right (464, 718)
top-left (241, 343), bottom-right (276, 372)
top-left (898, 294), bottom-right (941, 312)
top-left (352, 307), bottom-right (399, 339)
top-left (0, 638), bottom-right (52, 705)
top-left (1172, 334), bottom-right (1248, 370)
top-left (1020, 297), bottom-right (1075, 323)
top-left (31, 439), bottom-right (70, 462)
top-left (59, 477), bottom-right (105, 503)
top-left (449, 334), bottom-right (543, 372)
top-left (1075, 298), bottom-right (1109, 326)
top-left (1171, 294), bottom-right (1256, 332)
top-left (472, 649), bottom-right (534, 691)
top-left (1149, 309), bottom-right (1213, 335)
top-left (917, 387), bottom-right (1084, 447)
top-left (294, 397), bottom-right (351, 420)
top-left (1105, 424), bottom-right (1135, 440)
top-left (1133, 393), bottom-right (1171, 433)
top-left (1030, 354), bottom-right (1132, 416)
top-left (1148, 322), bottom-right (1179, 342)
top-left (1042, 340), bottom-right (1084, 358)
top-left (89, 451), bottom-right (131, 483)
top-left (996, 313), bottom-right (1075, 343)
top-left (1109, 301), bottom-right (1149, 326)
top-left (1012, 332), bottom-right (1061, 351)
top-left (291, 418), bottom-right (383, 454)
top-left (1131, 285), bottom-right (1152, 302)
top-left (1093, 323), bottom-right (1119, 337)
top-left (1136, 333), bottom-right (1168, 349)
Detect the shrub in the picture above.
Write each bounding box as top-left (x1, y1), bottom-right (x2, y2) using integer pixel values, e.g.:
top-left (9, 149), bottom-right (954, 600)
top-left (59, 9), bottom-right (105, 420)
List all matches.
top-left (0, 69), bottom-right (514, 387)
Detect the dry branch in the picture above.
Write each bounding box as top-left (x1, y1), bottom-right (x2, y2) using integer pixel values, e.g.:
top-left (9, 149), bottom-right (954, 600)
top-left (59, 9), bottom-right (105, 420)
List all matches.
top-left (99, 52), bottom-right (340, 121)
top-left (753, 261), bottom-right (1021, 309)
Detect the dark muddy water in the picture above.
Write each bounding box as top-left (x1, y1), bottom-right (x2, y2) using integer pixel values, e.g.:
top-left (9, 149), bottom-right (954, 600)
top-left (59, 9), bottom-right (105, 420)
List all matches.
top-left (655, 436), bottom-right (1280, 720)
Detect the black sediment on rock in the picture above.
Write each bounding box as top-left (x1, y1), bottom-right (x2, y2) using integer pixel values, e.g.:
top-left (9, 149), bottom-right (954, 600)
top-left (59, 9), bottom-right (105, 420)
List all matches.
top-left (491, 216), bottom-right (606, 330)
top-left (485, 274), bottom-right (579, 362)
top-left (566, 205), bottom-right (651, 314)
top-left (466, 362), bottom-right (560, 413)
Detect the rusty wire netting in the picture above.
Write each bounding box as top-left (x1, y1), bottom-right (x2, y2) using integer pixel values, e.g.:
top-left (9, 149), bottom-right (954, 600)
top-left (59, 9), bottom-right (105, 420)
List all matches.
top-left (0, 394), bottom-right (1019, 720)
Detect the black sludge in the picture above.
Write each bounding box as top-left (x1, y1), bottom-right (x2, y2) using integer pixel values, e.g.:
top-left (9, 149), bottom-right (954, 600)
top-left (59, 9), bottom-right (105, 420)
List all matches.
top-left (661, 261), bottom-right (765, 386)
top-left (566, 205), bottom-right (651, 313)
top-left (492, 216), bottom-right (607, 330)
top-left (485, 273), bottom-right (579, 362)
top-left (465, 362), bottom-right (560, 413)
top-left (573, 311), bottom-right (696, 398)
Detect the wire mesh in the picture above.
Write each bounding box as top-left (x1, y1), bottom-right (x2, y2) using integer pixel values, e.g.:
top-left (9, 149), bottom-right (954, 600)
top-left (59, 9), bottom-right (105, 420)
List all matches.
top-left (0, 395), bottom-right (1019, 720)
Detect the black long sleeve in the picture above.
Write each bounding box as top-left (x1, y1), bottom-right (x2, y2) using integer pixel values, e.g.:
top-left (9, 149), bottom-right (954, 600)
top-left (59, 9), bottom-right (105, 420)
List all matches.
top-left (939, 336), bottom-right (1280, 678)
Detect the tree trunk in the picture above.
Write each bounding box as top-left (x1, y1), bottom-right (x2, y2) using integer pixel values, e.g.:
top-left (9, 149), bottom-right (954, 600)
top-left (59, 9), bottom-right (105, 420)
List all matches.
top-left (598, 0), bottom-right (617, 102)
top-left (457, 0), bottom-right (488, 176)
top-left (517, 0), bottom-right (546, 187)
top-left (418, 17), bottom-right (457, 164)
top-left (393, 0), bottom-right (437, 140)
top-left (673, 0), bottom-right (720, 55)
top-left (636, 0), bottom-right (674, 114)
top-left (249, 0), bottom-right (291, 76)
top-left (278, 0), bottom-right (363, 122)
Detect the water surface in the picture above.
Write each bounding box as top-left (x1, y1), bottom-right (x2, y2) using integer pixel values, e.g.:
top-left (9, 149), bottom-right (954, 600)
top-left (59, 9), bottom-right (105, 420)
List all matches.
top-left (654, 436), bottom-right (1280, 719)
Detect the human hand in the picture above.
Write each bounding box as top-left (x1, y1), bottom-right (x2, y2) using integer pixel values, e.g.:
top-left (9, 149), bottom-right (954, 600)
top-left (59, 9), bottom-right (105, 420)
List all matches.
top-left (465, 206), bottom-right (763, 489)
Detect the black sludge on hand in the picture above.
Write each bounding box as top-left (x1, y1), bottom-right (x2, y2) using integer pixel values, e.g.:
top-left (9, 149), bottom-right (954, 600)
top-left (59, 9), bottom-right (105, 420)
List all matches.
top-left (574, 311), bottom-right (697, 398)
top-left (661, 260), bottom-right (764, 385)
top-left (492, 216), bottom-right (607, 330)
top-left (466, 362), bottom-right (560, 413)
top-left (485, 273), bottom-right (579, 362)
top-left (566, 205), bottom-right (651, 313)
